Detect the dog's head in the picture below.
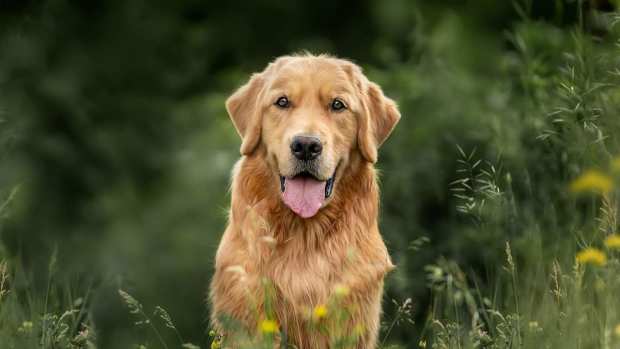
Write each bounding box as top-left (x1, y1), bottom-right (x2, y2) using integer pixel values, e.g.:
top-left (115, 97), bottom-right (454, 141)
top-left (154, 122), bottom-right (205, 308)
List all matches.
top-left (226, 54), bottom-right (400, 218)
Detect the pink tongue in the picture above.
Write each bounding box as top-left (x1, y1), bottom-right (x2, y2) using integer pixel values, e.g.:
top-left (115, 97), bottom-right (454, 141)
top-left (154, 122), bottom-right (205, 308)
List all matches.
top-left (282, 177), bottom-right (326, 218)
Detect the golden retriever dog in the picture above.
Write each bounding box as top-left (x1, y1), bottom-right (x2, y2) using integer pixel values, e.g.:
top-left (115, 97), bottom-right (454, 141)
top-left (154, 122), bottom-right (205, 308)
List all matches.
top-left (209, 53), bottom-right (400, 349)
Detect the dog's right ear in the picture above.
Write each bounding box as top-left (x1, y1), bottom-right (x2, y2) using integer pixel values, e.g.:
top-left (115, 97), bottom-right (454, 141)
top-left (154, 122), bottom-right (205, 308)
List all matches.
top-left (226, 72), bottom-right (266, 155)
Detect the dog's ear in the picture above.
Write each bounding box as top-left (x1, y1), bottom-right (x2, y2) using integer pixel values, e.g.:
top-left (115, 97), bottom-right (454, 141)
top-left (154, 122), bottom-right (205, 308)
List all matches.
top-left (358, 81), bottom-right (401, 163)
top-left (226, 72), bottom-right (266, 155)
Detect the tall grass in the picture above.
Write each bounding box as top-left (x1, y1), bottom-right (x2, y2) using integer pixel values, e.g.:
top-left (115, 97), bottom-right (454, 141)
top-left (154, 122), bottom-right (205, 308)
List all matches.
top-left (0, 204), bottom-right (96, 348)
top-left (415, 4), bottom-right (620, 348)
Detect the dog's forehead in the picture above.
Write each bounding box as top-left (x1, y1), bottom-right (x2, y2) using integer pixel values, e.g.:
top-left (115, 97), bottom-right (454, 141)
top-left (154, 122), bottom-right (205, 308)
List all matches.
top-left (268, 58), bottom-right (355, 94)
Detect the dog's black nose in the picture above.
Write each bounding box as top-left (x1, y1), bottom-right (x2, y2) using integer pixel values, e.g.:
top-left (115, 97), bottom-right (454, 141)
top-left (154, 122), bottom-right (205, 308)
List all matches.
top-left (290, 136), bottom-right (322, 161)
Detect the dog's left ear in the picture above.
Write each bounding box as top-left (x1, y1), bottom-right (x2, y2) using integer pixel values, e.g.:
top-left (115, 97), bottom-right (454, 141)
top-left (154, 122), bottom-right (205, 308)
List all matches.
top-left (358, 81), bottom-right (401, 163)
top-left (226, 72), bottom-right (266, 155)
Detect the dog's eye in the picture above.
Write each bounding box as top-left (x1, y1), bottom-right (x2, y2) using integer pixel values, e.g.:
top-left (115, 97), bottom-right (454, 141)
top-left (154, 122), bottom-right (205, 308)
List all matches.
top-left (275, 96), bottom-right (290, 108)
top-left (330, 98), bottom-right (347, 112)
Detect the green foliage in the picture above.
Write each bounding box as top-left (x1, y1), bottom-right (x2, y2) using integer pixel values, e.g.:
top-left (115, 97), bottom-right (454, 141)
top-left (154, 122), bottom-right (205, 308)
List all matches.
top-left (0, 257), bottom-right (96, 348)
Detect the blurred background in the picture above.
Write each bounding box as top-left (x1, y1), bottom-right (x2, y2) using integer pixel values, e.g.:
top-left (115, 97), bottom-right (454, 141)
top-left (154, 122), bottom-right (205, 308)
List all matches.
top-left (1, 0), bottom-right (620, 348)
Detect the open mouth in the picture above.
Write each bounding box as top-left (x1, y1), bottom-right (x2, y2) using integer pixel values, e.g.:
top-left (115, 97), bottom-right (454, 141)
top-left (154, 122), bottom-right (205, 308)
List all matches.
top-left (279, 171), bottom-right (336, 218)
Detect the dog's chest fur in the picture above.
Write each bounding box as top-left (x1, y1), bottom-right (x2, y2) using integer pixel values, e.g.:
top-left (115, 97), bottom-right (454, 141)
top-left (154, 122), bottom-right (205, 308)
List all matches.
top-left (211, 157), bottom-right (393, 349)
top-left (229, 160), bottom-right (391, 308)
top-left (263, 236), bottom-right (346, 306)
top-left (240, 213), bottom-right (392, 310)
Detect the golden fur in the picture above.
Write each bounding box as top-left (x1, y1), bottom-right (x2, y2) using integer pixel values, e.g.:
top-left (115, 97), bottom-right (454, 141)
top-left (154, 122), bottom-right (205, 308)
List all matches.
top-left (209, 54), bottom-right (400, 349)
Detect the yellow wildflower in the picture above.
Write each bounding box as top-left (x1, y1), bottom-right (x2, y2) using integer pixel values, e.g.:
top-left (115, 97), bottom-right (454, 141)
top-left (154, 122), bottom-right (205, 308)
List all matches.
top-left (260, 319), bottom-right (278, 334)
top-left (576, 248), bottom-right (607, 266)
top-left (313, 304), bottom-right (328, 320)
top-left (604, 234), bottom-right (620, 249)
top-left (354, 324), bottom-right (365, 337)
top-left (569, 170), bottom-right (613, 194)
top-left (209, 330), bottom-right (222, 349)
top-left (615, 323), bottom-right (620, 338)
top-left (334, 284), bottom-right (350, 297)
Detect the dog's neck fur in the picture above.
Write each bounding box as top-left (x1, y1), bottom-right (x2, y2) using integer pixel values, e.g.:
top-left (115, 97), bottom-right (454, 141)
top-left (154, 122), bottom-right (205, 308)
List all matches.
top-left (230, 148), bottom-right (380, 250)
